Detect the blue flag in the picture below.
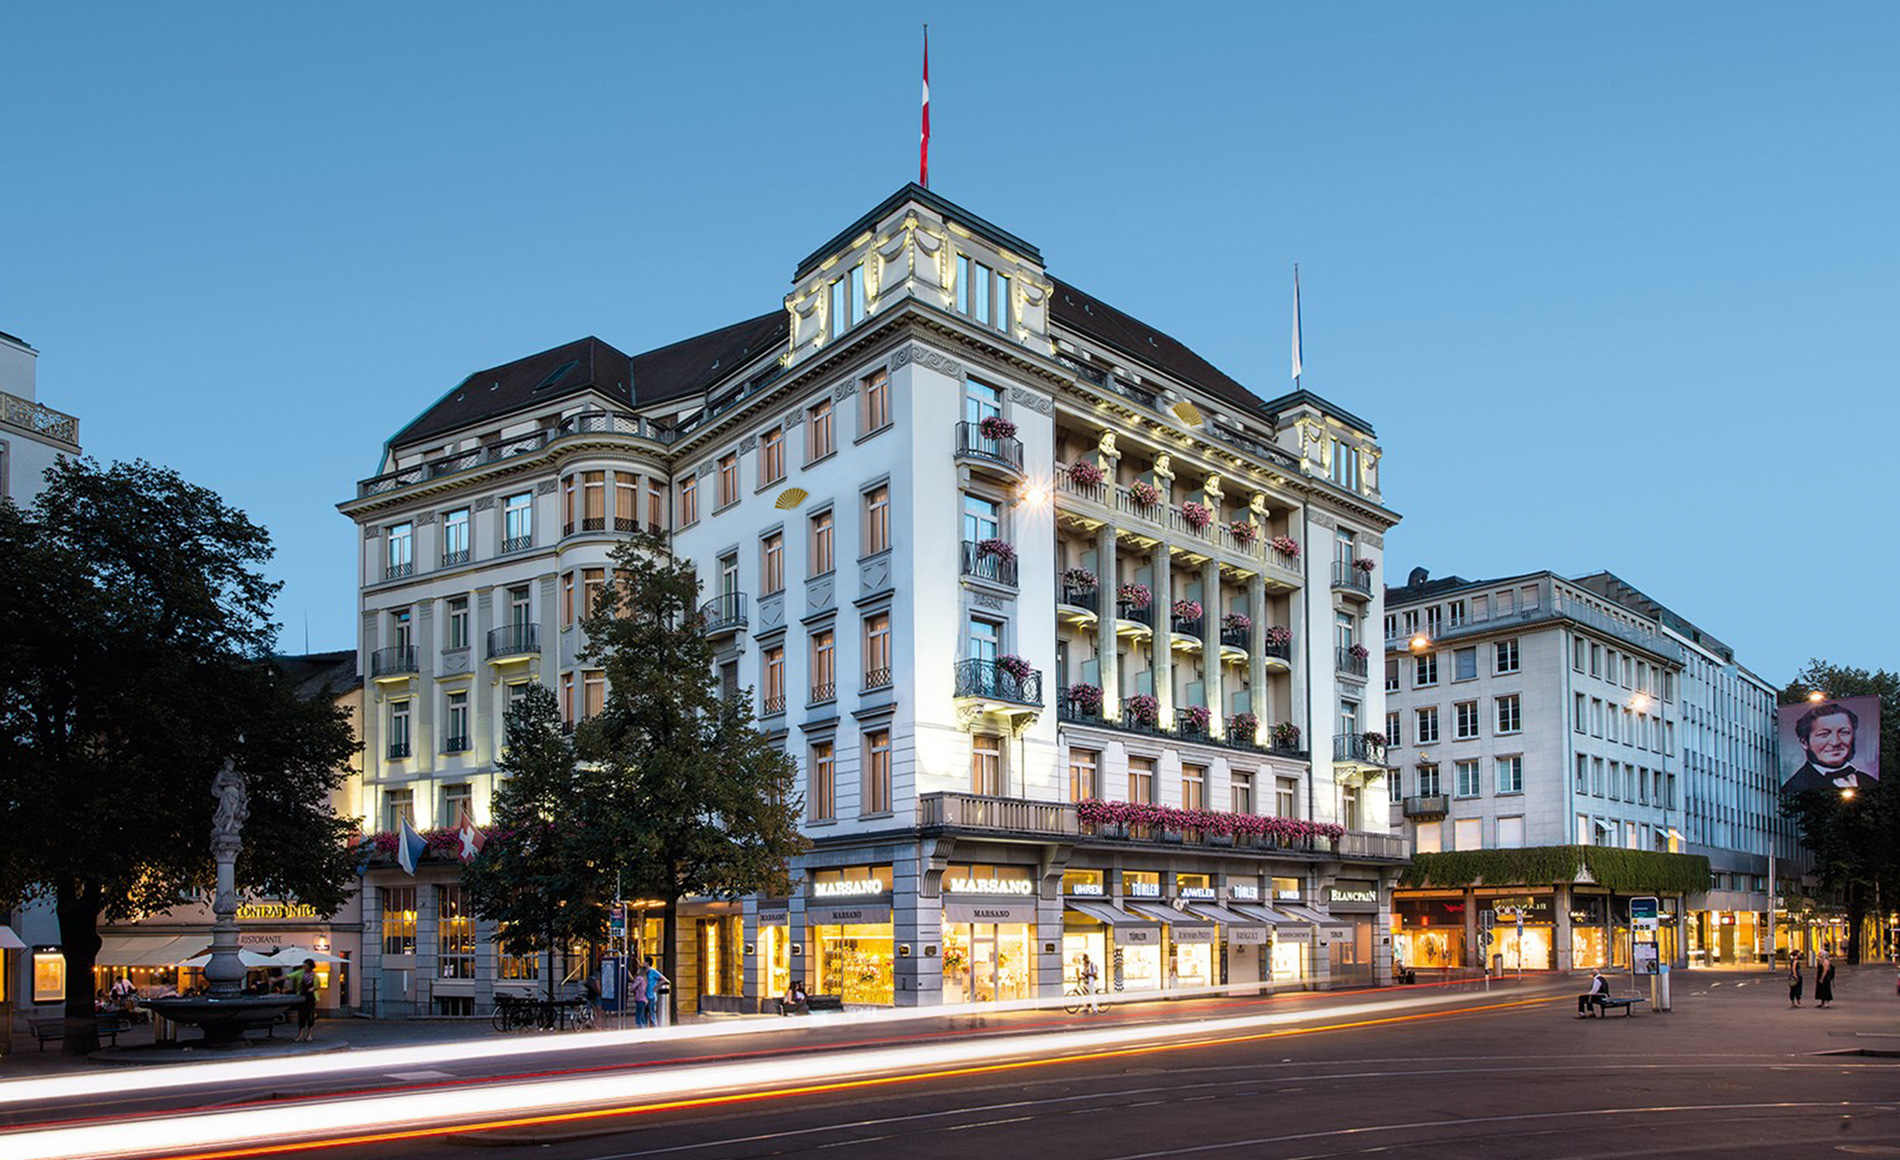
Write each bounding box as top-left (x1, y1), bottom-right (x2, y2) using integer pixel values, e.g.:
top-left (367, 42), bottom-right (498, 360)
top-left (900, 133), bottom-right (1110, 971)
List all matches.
top-left (396, 818), bottom-right (427, 876)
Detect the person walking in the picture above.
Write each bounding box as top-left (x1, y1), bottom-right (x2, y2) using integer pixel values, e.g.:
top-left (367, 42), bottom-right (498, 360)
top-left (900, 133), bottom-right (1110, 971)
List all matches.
top-left (1787, 954), bottom-right (1804, 1007)
top-left (292, 958), bottom-right (319, 1042)
top-left (1079, 952), bottom-right (1100, 1014)
top-left (629, 960), bottom-right (649, 1028)
top-left (1816, 953), bottom-right (1836, 1009)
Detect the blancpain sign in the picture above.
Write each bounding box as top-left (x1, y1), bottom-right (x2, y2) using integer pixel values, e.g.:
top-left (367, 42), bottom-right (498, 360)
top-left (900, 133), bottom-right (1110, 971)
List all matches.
top-left (945, 877), bottom-right (1035, 895)
top-left (813, 879), bottom-right (885, 898)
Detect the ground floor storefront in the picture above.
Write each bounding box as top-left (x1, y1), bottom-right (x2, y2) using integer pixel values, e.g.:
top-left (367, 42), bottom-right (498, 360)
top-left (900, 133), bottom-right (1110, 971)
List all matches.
top-left (1393, 885), bottom-right (1687, 972)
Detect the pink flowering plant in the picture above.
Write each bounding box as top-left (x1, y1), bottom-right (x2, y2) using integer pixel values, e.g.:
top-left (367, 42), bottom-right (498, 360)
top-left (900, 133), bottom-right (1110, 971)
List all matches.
top-left (1264, 625), bottom-right (1293, 646)
top-left (1124, 693), bottom-right (1160, 725)
top-left (1074, 800), bottom-right (1344, 844)
top-left (997, 654), bottom-right (1033, 681)
top-left (1062, 567), bottom-right (1098, 591)
top-left (1270, 535), bottom-right (1301, 557)
top-left (1117, 582), bottom-right (1152, 610)
top-left (1349, 643), bottom-right (1370, 659)
top-left (1354, 556), bottom-right (1376, 574)
top-left (1172, 599), bottom-right (1203, 620)
top-left (1130, 480), bottom-right (1163, 508)
top-left (1271, 721), bottom-right (1301, 748)
top-left (978, 415), bottom-right (1017, 440)
top-left (1068, 683), bottom-right (1104, 713)
top-left (1228, 519), bottom-right (1259, 544)
top-left (975, 538), bottom-right (1016, 562)
top-left (1179, 704), bottom-right (1212, 732)
top-left (1067, 460), bottom-right (1106, 488)
top-left (1180, 500), bottom-right (1213, 530)
top-left (1229, 711), bottom-right (1259, 738)
top-left (1361, 730), bottom-right (1388, 747)
top-left (1222, 612), bottom-right (1252, 632)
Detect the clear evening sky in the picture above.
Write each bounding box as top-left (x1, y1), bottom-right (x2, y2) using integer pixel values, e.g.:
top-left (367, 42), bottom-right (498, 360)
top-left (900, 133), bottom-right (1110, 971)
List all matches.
top-left (5, 4), bottom-right (1894, 685)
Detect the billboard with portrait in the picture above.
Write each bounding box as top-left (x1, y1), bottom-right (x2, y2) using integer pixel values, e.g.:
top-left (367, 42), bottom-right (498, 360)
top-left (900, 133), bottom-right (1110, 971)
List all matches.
top-left (1778, 695), bottom-right (1881, 793)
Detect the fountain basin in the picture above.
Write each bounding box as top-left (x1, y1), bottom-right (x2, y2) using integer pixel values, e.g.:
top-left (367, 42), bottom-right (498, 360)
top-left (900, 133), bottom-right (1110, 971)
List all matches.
top-left (146, 995), bottom-right (304, 1045)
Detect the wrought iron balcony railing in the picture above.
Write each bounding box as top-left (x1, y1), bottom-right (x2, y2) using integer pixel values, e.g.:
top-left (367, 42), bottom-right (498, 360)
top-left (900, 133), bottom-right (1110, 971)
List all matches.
top-left (486, 624), bottom-right (539, 660)
top-left (953, 658), bottom-right (1042, 707)
top-left (954, 420), bottom-right (1025, 473)
top-left (370, 646), bottom-right (418, 678)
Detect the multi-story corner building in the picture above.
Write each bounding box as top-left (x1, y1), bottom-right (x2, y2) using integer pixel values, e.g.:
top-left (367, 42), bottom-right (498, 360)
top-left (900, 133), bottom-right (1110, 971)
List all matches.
top-left (0, 329), bottom-right (81, 504)
top-left (338, 185), bottom-right (1405, 1016)
top-left (1382, 568), bottom-right (1790, 973)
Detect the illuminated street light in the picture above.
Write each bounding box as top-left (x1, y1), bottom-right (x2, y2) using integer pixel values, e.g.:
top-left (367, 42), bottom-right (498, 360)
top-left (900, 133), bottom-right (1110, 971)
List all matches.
top-left (1841, 787), bottom-right (1856, 801)
top-left (1628, 692), bottom-right (1652, 714)
top-left (1019, 480), bottom-right (1052, 508)
top-left (1408, 633), bottom-right (1430, 653)
top-left (1808, 690), bottom-right (1827, 703)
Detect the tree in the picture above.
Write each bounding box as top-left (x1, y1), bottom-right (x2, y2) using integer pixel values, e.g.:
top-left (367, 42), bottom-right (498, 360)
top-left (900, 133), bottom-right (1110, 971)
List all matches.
top-left (1778, 661), bottom-right (1900, 964)
top-left (0, 458), bottom-right (358, 1053)
top-left (577, 530), bottom-right (805, 1016)
top-left (463, 683), bottom-right (605, 1000)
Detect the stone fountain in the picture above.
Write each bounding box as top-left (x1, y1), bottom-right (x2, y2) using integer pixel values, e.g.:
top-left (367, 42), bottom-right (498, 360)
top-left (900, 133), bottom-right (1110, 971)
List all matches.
top-left (147, 759), bottom-right (302, 1045)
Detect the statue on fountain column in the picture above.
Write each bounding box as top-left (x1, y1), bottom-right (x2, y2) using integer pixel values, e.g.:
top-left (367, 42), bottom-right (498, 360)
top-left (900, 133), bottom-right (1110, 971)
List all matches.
top-left (211, 761), bottom-right (248, 847)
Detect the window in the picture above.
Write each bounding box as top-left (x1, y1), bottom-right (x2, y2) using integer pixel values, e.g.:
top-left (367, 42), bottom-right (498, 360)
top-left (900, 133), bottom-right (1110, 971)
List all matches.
top-left (808, 398), bottom-right (835, 461)
top-left (1070, 748), bottom-right (1100, 802)
top-left (1448, 598), bottom-right (1467, 627)
top-left (1384, 659), bottom-right (1400, 693)
top-left (582, 471), bottom-right (605, 531)
top-left (582, 568), bottom-right (605, 618)
top-left (1590, 643), bottom-right (1602, 677)
top-left (760, 428), bottom-right (785, 485)
top-left (761, 531), bottom-right (785, 595)
top-left (442, 508), bottom-right (470, 566)
top-left (1575, 753), bottom-right (1589, 792)
top-left (1339, 698), bottom-right (1359, 738)
top-left (1454, 701), bottom-right (1480, 740)
top-left (962, 493), bottom-right (1000, 542)
top-left (810, 629), bottom-right (836, 703)
top-left (1129, 756), bottom-right (1156, 804)
top-left (1494, 639), bottom-right (1520, 674)
top-left (437, 885), bottom-right (474, 979)
top-left (1495, 694), bottom-right (1522, 734)
top-left (863, 368), bottom-right (891, 432)
top-left (1385, 711), bottom-right (1401, 746)
top-left (380, 887), bottom-right (417, 956)
top-left (1573, 638), bottom-right (1586, 672)
top-left (1453, 647), bottom-right (1477, 682)
top-left (388, 700), bottom-right (412, 759)
top-left (717, 453), bottom-right (739, 508)
top-left (1452, 818), bottom-right (1482, 851)
top-left (1335, 610), bottom-right (1357, 652)
top-left (1389, 766), bottom-right (1404, 802)
top-left (973, 734), bottom-right (1003, 796)
top-left (762, 646), bottom-right (786, 714)
top-left (615, 475), bottom-right (637, 532)
top-left (647, 479), bottom-right (667, 532)
top-left (498, 922), bottom-right (539, 981)
top-left (563, 475), bottom-right (577, 533)
top-left (864, 729), bottom-right (892, 814)
top-left (1331, 437), bottom-right (1360, 491)
top-left (444, 691), bottom-right (470, 752)
top-left (583, 669), bottom-right (606, 718)
top-left (863, 612), bottom-right (892, 687)
top-left (441, 782), bottom-right (472, 826)
top-left (447, 597), bottom-right (469, 650)
top-left (1276, 777), bottom-right (1298, 818)
top-left (809, 742), bottom-right (835, 822)
top-left (864, 484), bottom-right (890, 555)
top-left (383, 788), bottom-right (414, 832)
top-left (1415, 706), bottom-right (1440, 744)
top-left (502, 492), bottom-right (532, 551)
top-left (1593, 757), bottom-right (1605, 797)
top-left (1415, 652), bottom-right (1439, 687)
top-left (1574, 692), bottom-right (1587, 733)
top-left (1231, 771), bottom-right (1254, 814)
top-left (810, 508), bottom-right (834, 575)
top-left (956, 257), bottom-right (1011, 330)
top-left (507, 585), bottom-right (530, 628)
top-left (561, 572), bottom-right (575, 627)
top-left (1455, 760), bottom-right (1481, 798)
top-left (386, 522), bottom-right (413, 578)
top-left (1416, 763), bottom-right (1441, 797)
top-left (1426, 605), bottom-right (1443, 638)
top-left (560, 672), bottom-right (575, 723)
top-left (1182, 764), bottom-right (1207, 811)
top-left (827, 263), bottom-right (866, 339)
top-left (1606, 761), bottom-right (1620, 801)
top-left (678, 474), bottom-right (698, 526)
top-left (967, 615), bottom-right (1000, 664)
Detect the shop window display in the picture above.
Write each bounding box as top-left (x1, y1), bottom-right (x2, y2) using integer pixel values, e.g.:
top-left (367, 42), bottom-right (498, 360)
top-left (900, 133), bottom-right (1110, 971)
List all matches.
top-left (814, 923), bottom-right (894, 1005)
top-left (941, 920), bottom-right (1033, 1003)
top-left (758, 923), bottom-right (790, 1000)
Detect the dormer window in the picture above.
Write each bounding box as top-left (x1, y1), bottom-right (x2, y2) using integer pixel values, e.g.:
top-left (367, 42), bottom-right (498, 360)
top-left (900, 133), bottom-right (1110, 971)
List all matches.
top-left (828, 263), bottom-right (867, 340)
top-left (1331, 437), bottom-right (1361, 491)
top-left (954, 254), bottom-right (1011, 333)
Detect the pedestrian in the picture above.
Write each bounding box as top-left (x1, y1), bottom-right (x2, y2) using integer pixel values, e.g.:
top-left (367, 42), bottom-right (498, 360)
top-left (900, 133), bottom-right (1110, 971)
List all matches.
top-left (629, 959), bottom-right (649, 1028)
top-left (1816, 953), bottom-right (1836, 1009)
top-left (1577, 969), bottom-right (1608, 1016)
top-left (1787, 954), bottom-right (1804, 1007)
top-left (647, 960), bottom-right (670, 1027)
top-left (292, 958), bottom-right (319, 1042)
top-left (1078, 952), bottom-right (1100, 1013)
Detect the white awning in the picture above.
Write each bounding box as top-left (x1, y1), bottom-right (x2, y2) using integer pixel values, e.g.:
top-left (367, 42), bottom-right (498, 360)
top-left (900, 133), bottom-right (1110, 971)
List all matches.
top-left (94, 935), bottom-right (209, 967)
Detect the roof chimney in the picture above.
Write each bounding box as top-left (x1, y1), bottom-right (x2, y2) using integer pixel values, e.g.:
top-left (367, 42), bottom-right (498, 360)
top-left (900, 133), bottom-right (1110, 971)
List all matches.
top-left (1407, 567), bottom-right (1430, 588)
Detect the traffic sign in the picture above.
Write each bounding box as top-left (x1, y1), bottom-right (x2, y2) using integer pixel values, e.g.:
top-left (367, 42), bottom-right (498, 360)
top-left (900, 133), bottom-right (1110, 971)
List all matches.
top-left (1480, 910), bottom-right (1496, 931)
top-left (1629, 896), bottom-right (1660, 932)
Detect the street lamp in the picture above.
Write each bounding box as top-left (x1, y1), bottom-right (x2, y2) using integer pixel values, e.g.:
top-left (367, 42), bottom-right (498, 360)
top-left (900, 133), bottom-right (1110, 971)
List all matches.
top-left (1808, 689), bottom-right (1828, 703)
top-left (1408, 633), bottom-right (1430, 654)
top-left (1627, 690), bottom-right (1671, 852)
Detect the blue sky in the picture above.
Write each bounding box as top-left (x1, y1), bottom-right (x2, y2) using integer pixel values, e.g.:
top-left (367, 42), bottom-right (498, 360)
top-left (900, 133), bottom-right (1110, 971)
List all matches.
top-left (5, 3), bottom-right (1895, 684)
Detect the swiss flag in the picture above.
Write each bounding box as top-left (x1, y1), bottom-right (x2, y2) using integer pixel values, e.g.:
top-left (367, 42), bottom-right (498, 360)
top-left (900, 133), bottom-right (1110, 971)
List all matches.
top-left (456, 804), bottom-right (487, 862)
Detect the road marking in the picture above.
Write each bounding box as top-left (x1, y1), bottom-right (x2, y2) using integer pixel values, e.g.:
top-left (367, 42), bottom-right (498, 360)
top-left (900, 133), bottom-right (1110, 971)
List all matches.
top-left (383, 1073), bottom-right (452, 1082)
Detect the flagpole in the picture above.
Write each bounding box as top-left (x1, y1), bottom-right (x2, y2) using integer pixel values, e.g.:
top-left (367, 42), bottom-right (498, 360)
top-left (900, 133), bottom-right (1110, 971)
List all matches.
top-left (1291, 264), bottom-right (1303, 390)
top-left (920, 24), bottom-right (930, 189)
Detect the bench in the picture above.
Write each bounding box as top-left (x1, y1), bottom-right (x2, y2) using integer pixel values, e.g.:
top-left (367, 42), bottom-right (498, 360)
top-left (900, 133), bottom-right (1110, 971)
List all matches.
top-left (804, 994), bottom-right (845, 1013)
top-left (1591, 995), bottom-right (1647, 1018)
top-left (29, 1016), bottom-right (132, 1051)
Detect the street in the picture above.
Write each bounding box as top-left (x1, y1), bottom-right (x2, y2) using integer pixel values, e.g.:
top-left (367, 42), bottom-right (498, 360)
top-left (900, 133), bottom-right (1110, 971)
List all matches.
top-left (3, 970), bottom-right (1895, 1159)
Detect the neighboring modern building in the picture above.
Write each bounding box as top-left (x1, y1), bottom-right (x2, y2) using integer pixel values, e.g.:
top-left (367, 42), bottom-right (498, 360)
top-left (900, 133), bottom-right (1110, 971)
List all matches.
top-left (338, 184), bottom-right (1406, 1016)
top-left (1381, 568), bottom-right (1796, 973)
top-left (0, 329), bottom-right (81, 504)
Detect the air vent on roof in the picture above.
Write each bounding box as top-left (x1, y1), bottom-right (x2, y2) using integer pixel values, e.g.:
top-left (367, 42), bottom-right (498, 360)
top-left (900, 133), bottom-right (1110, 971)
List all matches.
top-left (533, 360), bottom-right (581, 392)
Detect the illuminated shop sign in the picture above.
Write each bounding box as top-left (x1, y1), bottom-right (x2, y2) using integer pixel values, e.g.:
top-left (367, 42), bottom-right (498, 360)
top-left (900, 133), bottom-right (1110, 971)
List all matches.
top-left (812, 878), bottom-right (886, 898)
top-left (237, 901), bottom-right (320, 920)
top-left (1177, 887), bottom-right (1216, 900)
top-left (1127, 881), bottom-right (1161, 898)
top-left (1229, 884), bottom-right (1261, 901)
top-left (945, 876), bottom-right (1034, 895)
top-left (1067, 882), bottom-right (1104, 896)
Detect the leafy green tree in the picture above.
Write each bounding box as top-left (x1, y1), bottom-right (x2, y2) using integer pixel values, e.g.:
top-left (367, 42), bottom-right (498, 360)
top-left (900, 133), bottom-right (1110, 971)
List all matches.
top-left (1779, 661), bottom-right (1900, 963)
top-left (463, 683), bottom-right (605, 1000)
top-left (0, 459), bottom-right (357, 1052)
top-left (577, 530), bottom-right (805, 1016)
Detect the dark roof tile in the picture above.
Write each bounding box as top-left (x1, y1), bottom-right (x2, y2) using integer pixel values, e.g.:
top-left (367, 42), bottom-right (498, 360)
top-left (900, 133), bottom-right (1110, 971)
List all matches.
top-left (392, 337), bottom-right (634, 448)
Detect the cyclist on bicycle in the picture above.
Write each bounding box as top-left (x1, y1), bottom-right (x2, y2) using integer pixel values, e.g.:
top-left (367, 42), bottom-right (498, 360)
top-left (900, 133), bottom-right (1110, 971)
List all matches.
top-left (1079, 952), bottom-right (1100, 1013)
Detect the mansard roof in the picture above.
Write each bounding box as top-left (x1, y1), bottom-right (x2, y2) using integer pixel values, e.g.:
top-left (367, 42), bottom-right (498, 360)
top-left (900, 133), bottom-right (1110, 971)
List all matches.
top-left (391, 336), bottom-right (635, 447)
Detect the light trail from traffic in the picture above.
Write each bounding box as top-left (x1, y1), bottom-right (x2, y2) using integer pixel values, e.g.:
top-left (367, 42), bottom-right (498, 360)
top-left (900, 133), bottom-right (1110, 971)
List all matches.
top-left (2, 994), bottom-right (1556, 1160)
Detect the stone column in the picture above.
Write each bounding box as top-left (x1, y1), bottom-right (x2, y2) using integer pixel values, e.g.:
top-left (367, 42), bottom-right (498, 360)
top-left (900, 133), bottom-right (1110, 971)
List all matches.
top-left (1097, 524), bottom-right (1120, 721)
top-left (1249, 575), bottom-right (1270, 725)
top-left (1203, 557), bottom-right (1225, 738)
top-left (415, 881), bottom-right (439, 1015)
top-left (1151, 544), bottom-right (1174, 728)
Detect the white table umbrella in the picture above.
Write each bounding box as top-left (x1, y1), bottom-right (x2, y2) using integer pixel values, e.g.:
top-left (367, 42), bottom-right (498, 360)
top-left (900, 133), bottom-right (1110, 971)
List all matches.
top-left (179, 948), bottom-right (280, 969)
top-left (267, 946), bottom-right (345, 965)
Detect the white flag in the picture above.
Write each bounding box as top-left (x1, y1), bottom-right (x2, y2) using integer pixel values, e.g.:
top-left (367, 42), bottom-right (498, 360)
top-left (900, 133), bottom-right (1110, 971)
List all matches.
top-left (1290, 265), bottom-right (1303, 383)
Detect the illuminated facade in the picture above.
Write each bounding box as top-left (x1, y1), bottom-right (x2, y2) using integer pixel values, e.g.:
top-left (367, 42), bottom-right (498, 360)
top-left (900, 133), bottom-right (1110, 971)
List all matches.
top-left (340, 186), bottom-right (1407, 1013)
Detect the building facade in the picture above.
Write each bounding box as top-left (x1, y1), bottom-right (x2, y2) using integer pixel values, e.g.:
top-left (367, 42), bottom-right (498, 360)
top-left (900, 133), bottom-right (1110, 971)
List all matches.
top-left (338, 186), bottom-right (1407, 1015)
top-left (0, 329), bottom-right (81, 506)
top-left (1382, 568), bottom-right (1791, 973)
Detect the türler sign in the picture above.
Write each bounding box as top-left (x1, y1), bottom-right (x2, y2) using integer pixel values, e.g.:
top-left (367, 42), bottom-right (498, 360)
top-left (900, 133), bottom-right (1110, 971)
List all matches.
top-left (1328, 880), bottom-right (1381, 912)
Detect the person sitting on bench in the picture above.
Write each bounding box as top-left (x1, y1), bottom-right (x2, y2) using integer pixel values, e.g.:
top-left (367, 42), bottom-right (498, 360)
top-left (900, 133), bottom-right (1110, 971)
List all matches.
top-left (778, 980), bottom-right (808, 1016)
top-left (1576, 970), bottom-right (1608, 1015)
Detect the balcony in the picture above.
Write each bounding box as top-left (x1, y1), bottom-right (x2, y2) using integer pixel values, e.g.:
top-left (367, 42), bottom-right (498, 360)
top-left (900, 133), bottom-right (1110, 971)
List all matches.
top-left (1264, 546), bottom-right (1304, 589)
top-left (354, 412), bottom-right (673, 499)
top-left (1334, 734), bottom-right (1390, 765)
top-left (486, 624), bottom-right (540, 661)
top-left (761, 693), bottom-right (787, 716)
top-left (441, 549), bottom-right (470, 568)
top-left (960, 540), bottom-right (1018, 588)
top-left (1219, 623), bottom-right (1251, 652)
top-left (370, 646), bottom-right (418, 680)
top-left (699, 592), bottom-right (749, 637)
top-left (1336, 646), bottom-right (1370, 680)
top-left (384, 561), bottom-right (414, 581)
top-left (809, 681), bottom-right (836, 706)
top-left (1262, 636), bottom-right (1293, 671)
top-left (1403, 794), bottom-right (1450, 819)
top-left (1058, 583), bottom-right (1100, 616)
top-left (1057, 685), bottom-right (1105, 724)
top-left (1, 390), bottom-right (81, 447)
top-left (1381, 591), bottom-right (1685, 665)
top-left (1332, 561), bottom-right (1374, 599)
top-left (386, 740), bottom-right (412, 761)
top-left (1175, 708), bottom-right (1213, 740)
top-left (501, 534), bottom-right (534, 554)
top-left (864, 667), bottom-right (893, 691)
top-left (954, 420), bottom-right (1024, 477)
top-left (441, 735), bottom-right (471, 754)
top-left (1116, 600), bottom-right (1155, 637)
top-left (953, 658), bottom-right (1043, 708)
top-left (1171, 612), bottom-right (1204, 640)
top-left (917, 791), bottom-right (1410, 863)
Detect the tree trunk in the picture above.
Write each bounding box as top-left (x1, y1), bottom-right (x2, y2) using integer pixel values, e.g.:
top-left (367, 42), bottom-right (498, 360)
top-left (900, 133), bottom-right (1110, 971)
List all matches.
top-left (1846, 883), bottom-right (1866, 964)
top-left (545, 919), bottom-right (557, 1003)
top-left (56, 883), bottom-right (104, 1056)
top-left (662, 896), bottom-right (678, 1024)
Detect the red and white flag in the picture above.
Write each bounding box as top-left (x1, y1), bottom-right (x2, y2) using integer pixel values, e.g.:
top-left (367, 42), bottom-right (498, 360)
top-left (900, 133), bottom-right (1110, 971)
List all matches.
top-left (456, 803), bottom-right (486, 862)
top-left (920, 27), bottom-right (930, 187)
